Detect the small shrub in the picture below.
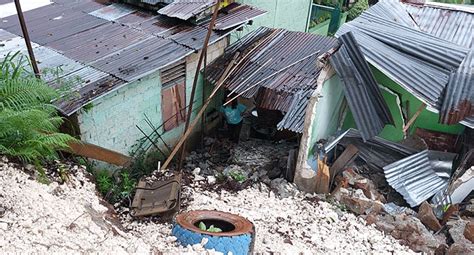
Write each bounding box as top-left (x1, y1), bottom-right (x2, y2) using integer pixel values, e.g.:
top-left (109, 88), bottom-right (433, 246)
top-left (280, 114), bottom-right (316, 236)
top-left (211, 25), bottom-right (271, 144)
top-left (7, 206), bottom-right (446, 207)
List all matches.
top-left (95, 170), bottom-right (114, 196)
top-left (118, 171), bottom-right (136, 198)
top-left (229, 171), bottom-right (246, 183)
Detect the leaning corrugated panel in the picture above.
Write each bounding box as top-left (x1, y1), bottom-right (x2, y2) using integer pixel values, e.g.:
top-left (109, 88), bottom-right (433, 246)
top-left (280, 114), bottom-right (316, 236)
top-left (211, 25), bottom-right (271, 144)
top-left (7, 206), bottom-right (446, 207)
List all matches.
top-left (383, 150), bottom-right (449, 207)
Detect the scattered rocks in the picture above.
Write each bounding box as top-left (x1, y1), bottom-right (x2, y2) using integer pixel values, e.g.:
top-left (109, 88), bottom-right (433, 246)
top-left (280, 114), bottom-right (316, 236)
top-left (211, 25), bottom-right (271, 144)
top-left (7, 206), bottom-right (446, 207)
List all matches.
top-left (464, 221), bottom-right (474, 243)
top-left (417, 201), bottom-right (442, 231)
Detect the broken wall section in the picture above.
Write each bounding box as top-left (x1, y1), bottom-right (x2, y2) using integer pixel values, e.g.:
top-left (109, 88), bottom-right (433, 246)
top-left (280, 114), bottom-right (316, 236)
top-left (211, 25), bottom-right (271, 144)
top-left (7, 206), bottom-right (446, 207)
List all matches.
top-left (294, 67), bottom-right (345, 192)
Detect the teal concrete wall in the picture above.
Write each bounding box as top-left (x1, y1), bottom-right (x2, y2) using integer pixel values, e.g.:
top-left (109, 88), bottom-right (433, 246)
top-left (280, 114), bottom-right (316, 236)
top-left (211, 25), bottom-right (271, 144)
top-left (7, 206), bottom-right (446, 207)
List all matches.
top-left (307, 74), bottom-right (345, 156)
top-left (231, 0), bottom-right (312, 42)
top-left (77, 39), bottom-right (228, 157)
top-left (77, 73), bottom-right (164, 155)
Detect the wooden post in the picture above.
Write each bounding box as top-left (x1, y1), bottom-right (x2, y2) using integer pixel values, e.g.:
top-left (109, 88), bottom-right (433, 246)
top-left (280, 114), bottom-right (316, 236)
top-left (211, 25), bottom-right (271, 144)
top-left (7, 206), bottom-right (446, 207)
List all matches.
top-left (14, 0), bottom-right (40, 78)
top-left (177, 0), bottom-right (222, 170)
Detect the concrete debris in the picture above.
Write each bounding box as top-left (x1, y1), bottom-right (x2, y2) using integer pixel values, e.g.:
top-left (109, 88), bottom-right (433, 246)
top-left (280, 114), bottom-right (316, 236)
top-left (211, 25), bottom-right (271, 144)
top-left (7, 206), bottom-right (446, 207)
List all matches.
top-left (342, 169), bottom-right (386, 202)
top-left (450, 166), bottom-right (474, 204)
top-left (337, 188), bottom-right (384, 215)
top-left (365, 213), bottom-right (446, 253)
top-left (269, 178), bottom-right (299, 198)
top-left (383, 203), bottom-right (415, 216)
top-left (464, 221), bottom-right (474, 243)
top-left (417, 202), bottom-right (442, 232)
top-left (178, 177), bottom-right (414, 254)
top-left (446, 219), bottom-right (474, 254)
top-left (0, 159), bottom-right (151, 254)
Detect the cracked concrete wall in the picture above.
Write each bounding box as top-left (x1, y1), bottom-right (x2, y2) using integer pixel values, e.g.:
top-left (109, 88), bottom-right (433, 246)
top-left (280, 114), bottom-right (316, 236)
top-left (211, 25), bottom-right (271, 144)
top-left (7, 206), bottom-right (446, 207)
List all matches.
top-left (76, 39), bottom-right (228, 158)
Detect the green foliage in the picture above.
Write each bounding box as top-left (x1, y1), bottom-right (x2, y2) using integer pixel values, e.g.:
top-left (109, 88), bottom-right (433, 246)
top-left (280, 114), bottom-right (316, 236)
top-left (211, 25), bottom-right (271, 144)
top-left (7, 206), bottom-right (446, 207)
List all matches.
top-left (118, 171), bottom-right (136, 198)
top-left (229, 171), bottom-right (246, 183)
top-left (82, 103), bottom-right (94, 113)
top-left (96, 170), bottom-right (114, 196)
top-left (0, 52), bottom-right (75, 162)
top-left (92, 168), bottom-right (136, 203)
top-left (198, 222), bottom-right (222, 233)
top-left (347, 0), bottom-right (368, 21)
top-left (35, 162), bottom-right (50, 185)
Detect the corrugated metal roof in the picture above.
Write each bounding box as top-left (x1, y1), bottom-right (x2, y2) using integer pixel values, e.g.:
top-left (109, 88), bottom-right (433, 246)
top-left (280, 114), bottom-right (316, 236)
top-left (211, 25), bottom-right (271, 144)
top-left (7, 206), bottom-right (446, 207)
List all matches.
top-left (383, 150), bottom-right (452, 207)
top-left (0, 29), bottom-right (124, 115)
top-left (207, 27), bottom-right (339, 133)
top-left (405, 3), bottom-right (474, 49)
top-left (88, 3), bottom-right (136, 21)
top-left (158, 0), bottom-right (215, 20)
top-left (440, 50), bottom-right (474, 125)
top-left (0, 0), bottom-right (261, 115)
top-left (213, 2), bottom-right (266, 30)
top-left (330, 32), bottom-right (393, 141)
top-left (90, 36), bottom-right (190, 81)
top-left (337, 0), bottom-right (473, 127)
top-left (335, 128), bottom-right (420, 172)
top-left (366, 0), bottom-right (418, 29)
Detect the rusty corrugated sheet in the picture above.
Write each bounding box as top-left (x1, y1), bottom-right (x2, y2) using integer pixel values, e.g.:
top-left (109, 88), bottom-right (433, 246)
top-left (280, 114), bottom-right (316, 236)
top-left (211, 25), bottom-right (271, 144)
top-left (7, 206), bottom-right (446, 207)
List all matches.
top-left (0, 3), bottom-right (108, 45)
top-left (158, 0), bottom-right (216, 20)
top-left (0, 0), bottom-right (260, 116)
top-left (88, 3), bottom-right (136, 21)
top-left (207, 27), bottom-right (339, 133)
top-left (405, 2), bottom-right (474, 49)
top-left (213, 2), bottom-right (266, 30)
top-left (47, 22), bottom-right (151, 63)
top-left (90, 36), bottom-right (190, 81)
top-left (440, 50), bottom-right (474, 125)
top-left (330, 32), bottom-right (393, 141)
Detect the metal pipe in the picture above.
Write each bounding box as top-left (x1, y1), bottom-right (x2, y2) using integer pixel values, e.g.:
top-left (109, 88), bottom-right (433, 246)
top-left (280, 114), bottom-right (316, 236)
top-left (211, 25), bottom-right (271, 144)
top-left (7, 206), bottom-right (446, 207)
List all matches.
top-left (177, 0), bottom-right (222, 170)
top-left (14, 0), bottom-right (40, 78)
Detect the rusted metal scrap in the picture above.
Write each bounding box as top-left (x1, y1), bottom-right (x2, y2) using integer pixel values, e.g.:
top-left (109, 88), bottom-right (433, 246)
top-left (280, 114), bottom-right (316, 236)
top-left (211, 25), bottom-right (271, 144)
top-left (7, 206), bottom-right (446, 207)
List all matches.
top-left (131, 173), bottom-right (182, 217)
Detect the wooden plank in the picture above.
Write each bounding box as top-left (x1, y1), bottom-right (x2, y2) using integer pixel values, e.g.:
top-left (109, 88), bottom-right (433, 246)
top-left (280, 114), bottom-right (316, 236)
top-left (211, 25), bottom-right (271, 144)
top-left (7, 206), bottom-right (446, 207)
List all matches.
top-left (315, 158), bottom-right (330, 194)
top-left (329, 144), bottom-right (359, 188)
top-left (68, 142), bottom-right (132, 166)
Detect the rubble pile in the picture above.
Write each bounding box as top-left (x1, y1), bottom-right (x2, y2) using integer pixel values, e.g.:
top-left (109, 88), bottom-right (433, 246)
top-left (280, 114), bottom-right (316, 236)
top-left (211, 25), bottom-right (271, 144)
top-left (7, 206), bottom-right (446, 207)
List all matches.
top-left (322, 130), bottom-right (474, 254)
top-left (0, 156), bottom-right (415, 254)
top-left (123, 173), bottom-right (415, 254)
top-left (183, 138), bottom-right (296, 189)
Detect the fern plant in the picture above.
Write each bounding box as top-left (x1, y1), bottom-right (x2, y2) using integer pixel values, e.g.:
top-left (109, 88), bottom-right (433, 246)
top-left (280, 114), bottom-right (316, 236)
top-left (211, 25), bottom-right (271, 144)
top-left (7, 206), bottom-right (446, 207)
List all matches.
top-left (0, 52), bottom-right (75, 162)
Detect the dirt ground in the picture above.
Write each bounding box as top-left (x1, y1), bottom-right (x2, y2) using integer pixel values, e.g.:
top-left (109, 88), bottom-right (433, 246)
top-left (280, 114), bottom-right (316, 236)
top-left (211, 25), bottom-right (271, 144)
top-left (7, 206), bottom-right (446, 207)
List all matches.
top-left (0, 156), bottom-right (415, 254)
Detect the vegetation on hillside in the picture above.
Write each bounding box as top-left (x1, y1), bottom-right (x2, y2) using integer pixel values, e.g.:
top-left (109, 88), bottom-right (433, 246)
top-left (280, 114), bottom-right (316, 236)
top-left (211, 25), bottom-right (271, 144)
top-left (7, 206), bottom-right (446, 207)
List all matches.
top-left (0, 52), bottom-right (75, 162)
top-left (347, 0), bottom-right (368, 21)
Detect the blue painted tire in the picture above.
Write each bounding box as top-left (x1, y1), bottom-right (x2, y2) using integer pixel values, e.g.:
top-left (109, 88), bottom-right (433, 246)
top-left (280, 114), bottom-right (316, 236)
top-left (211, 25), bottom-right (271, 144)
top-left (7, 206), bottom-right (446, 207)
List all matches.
top-left (172, 210), bottom-right (255, 255)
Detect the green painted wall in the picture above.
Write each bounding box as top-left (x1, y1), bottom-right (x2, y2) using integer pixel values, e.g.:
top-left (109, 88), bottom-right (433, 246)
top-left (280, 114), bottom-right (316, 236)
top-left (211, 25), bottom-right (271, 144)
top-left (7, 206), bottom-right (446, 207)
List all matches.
top-left (231, 0), bottom-right (312, 42)
top-left (342, 66), bottom-right (465, 141)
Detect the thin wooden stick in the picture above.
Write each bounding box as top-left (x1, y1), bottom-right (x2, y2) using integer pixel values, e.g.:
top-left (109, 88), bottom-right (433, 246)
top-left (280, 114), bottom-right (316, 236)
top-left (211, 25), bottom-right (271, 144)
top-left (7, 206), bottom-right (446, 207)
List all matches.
top-left (403, 103), bottom-right (426, 133)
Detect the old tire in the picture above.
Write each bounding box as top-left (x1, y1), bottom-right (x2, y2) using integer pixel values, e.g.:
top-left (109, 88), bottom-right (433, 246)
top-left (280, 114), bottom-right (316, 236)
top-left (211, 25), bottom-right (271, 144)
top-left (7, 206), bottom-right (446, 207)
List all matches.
top-left (172, 210), bottom-right (255, 255)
